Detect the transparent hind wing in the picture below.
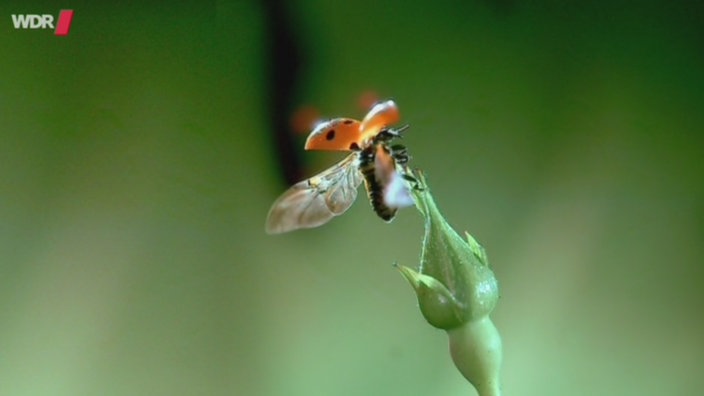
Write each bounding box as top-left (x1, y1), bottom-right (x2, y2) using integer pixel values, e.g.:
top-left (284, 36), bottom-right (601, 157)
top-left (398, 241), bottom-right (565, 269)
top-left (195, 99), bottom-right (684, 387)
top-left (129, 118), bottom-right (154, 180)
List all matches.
top-left (323, 157), bottom-right (363, 214)
top-left (264, 181), bottom-right (338, 234)
top-left (265, 154), bottom-right (362, 234)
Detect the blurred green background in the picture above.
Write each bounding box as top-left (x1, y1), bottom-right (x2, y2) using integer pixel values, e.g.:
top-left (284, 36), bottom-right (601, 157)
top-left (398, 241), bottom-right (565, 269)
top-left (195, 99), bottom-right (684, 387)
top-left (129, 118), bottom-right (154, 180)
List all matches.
top-left (1, 1), bottom-right (702, 395)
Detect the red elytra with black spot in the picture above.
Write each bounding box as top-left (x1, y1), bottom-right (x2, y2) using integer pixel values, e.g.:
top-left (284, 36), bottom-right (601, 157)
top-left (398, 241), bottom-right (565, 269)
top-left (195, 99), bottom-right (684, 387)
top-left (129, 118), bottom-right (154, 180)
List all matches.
top-left (304, 100), bottom-right (400, 151)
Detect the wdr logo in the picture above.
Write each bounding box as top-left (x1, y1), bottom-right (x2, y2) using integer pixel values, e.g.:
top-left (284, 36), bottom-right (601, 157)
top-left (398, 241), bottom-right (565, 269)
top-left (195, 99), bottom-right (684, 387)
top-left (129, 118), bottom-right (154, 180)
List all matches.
top-left (11, 10), bottom-right (74, 36)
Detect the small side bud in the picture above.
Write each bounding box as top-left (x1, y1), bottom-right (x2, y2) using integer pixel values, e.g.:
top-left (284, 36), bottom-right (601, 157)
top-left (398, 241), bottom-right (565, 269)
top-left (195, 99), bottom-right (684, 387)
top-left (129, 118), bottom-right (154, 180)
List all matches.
top-left (396, 264), bottom-right (466, 329)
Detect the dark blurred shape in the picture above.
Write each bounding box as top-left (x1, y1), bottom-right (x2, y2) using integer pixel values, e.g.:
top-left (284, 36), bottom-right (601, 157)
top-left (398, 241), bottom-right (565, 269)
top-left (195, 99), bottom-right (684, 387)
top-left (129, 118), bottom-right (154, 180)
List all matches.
top-left (261, 0), bottom-right (306, 186)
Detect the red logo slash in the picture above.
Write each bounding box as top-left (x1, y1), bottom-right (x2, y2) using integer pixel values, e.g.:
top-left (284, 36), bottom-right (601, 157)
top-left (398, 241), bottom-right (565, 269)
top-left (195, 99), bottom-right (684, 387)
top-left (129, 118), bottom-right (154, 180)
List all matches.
top-left (55, 10), bottom-right (73, 36)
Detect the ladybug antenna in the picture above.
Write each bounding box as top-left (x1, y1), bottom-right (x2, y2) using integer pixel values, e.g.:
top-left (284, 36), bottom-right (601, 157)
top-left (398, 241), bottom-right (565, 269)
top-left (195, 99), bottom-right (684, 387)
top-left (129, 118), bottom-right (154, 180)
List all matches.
top-left (377, 124), bottom-right (410, 141)
top-left (393, 124), bottom-right (410, 136)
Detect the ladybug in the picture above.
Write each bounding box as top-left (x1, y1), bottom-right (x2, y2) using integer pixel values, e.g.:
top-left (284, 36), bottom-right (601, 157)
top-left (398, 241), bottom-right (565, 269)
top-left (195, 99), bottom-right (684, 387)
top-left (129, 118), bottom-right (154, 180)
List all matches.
top-left (265, 100), bottom-right (415, 234)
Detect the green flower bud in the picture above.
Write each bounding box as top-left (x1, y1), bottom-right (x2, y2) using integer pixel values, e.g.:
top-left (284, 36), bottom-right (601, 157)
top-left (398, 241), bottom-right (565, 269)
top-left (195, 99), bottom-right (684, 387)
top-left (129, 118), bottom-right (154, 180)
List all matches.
top-left (399, 171), bottom-right (499, 327)
top-left (397, 171), bottom-right (502, 396)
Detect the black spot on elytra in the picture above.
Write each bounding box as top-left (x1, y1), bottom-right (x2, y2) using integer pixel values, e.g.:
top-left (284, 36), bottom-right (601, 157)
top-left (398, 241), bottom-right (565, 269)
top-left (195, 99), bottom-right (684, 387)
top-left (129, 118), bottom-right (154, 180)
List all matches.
top-left (326, 130), bottom-right (336, 140)
top-left (349, 142), bottom-right (360, 151)
top-left (343, 119), bottom-right (354, 125)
